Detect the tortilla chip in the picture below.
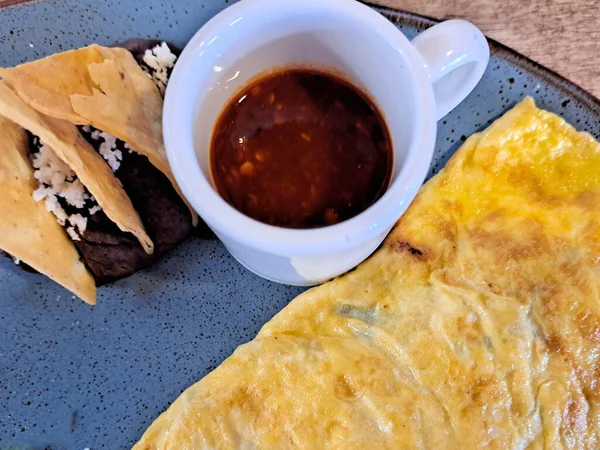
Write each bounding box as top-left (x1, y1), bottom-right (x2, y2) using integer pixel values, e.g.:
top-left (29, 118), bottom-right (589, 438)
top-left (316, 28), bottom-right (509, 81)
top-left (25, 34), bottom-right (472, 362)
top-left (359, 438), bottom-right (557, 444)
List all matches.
top-left (0, 117), bottom-right (96, 304)
top-left (0, 82), bottom-right (154, 254)
top-left (0, 45), bottom-right (104, 125)
top-left (0, 44), bottom-right (197, 225)
top-left (70, 46), bottom-right (198, 225)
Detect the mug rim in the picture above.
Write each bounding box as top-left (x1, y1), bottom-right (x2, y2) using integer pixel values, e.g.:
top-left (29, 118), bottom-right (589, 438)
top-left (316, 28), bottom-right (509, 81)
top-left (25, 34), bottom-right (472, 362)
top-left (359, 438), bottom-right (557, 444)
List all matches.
top-left (164, 0), bottom-right (437, 256)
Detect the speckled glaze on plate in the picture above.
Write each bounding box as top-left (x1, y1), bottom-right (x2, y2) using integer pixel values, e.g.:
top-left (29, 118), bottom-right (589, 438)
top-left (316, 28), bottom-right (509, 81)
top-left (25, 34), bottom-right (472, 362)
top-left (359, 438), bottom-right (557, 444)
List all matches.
top-left (0, 1), bottom-right (598, 449)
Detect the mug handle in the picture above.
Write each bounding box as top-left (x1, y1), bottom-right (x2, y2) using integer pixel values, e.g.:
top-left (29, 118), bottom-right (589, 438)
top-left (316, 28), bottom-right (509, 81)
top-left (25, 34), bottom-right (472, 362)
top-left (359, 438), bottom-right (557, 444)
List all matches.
top-left (411, 19), bottom-right (490, 120)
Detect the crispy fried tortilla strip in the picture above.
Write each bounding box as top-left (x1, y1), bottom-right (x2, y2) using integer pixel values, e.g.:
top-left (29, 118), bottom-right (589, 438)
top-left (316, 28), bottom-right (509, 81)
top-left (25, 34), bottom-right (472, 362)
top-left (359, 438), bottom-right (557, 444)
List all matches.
top-left (0, 45), bottom-right (197, 224)
top-left (0, 45), bottom-right (104, 124)
top-left (0, 117), bottom-right (96, 304)
top-left (71, 46), bottom-right (197, 225)
top-left (0, 82), bottom-right (153, 254)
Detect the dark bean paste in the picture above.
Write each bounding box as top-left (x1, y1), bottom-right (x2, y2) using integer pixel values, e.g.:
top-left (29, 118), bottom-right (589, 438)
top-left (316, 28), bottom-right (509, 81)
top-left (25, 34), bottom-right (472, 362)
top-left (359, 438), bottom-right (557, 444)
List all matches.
top-left (211, 69), bottom-right (393, 229)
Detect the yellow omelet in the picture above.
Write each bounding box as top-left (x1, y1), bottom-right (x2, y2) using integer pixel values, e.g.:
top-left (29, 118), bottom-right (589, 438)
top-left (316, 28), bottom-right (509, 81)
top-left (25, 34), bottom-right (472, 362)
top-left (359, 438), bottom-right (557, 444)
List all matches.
top-left (134, 98), bottom-right (600, 449)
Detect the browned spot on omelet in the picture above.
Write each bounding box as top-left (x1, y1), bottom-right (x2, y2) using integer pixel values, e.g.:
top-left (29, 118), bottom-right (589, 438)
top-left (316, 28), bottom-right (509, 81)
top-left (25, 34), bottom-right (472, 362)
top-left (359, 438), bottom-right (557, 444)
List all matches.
top-left (334, 374), bottom-right (365, 402)
top-left (389, 241), bottom-right (425, 258)
top-left (507, 165), bottom-right (563, 207)
top-left (231, 385), bottom-right (263, 417)
top-left (462, 375), bottom-right (503, 413)
top-left (483, 209), bottom-right (505, 222)
top-left (454, 316), bottom-right (483, 345)
top-left (578, 312), bottom-right (600, 343)
top-left (470, 227), bottom-right (549, 262)
top-left (433, 216), bottom-right (459, 243)
top-left (441, 198), bottom-right (464, 217)
top-left (545, 334), bottom-right (564, 354)
top-left (575, 191), bottom-right (600, 209)
top-left (558, 262), bottom-right (593, 295)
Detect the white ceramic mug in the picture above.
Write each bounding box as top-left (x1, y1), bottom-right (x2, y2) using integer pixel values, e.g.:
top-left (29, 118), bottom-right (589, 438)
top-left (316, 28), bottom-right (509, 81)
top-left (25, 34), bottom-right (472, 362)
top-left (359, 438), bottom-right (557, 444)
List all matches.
top-left (164, 0), bottom-right (489, 285)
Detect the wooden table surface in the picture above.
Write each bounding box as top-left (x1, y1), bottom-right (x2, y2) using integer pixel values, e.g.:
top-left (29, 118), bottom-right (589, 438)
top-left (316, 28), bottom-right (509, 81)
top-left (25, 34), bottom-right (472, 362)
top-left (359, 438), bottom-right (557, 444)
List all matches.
top-left (1, 0), bottom-right (599, 99)
top-left (372, 0), bottom-right (600, 99)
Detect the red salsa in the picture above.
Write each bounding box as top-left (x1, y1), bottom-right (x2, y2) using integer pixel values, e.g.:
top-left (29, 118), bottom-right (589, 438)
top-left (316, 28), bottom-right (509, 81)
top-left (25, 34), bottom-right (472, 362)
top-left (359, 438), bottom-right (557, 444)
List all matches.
top-left (210, 69), bottom-right (392, 228)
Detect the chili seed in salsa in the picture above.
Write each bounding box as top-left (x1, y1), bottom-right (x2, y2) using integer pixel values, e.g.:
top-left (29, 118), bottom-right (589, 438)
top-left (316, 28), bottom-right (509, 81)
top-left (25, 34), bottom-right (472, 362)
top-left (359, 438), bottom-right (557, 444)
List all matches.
top-left (210, 69), bottom-right (393, 228)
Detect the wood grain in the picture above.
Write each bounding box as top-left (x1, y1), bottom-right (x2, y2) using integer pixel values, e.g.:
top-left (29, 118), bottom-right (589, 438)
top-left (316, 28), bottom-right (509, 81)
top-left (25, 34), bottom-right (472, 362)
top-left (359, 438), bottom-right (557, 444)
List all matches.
top-left (371, 0), bottom-right (600, 99)
top-left (1, 0), bottom-right (598, 98)
top-left (0, 0), bottom-right (28, 6)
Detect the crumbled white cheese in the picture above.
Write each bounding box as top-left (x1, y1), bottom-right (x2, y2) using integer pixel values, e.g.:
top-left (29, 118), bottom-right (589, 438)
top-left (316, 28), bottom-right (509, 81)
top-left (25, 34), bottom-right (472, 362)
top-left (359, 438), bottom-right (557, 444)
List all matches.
top-left (61, 179), bottom-right (88, 208)
top-left (89, 205), bottom-right (101, 215)
top-left (43, 193), bottom-right (68, 226)
top-left (33, 186), bottom-right (49, 202)
top-left (30, 140), bottom-right (99, 240)
top-left (66, 226), bottom-right (80, 241)
top-left (90, 129), bottom-right (102, 141)
top-left (12, 256), bottom-right (20, 265)
top-left (98, 131), bottom-right (122, 171)
top-left (32, 143), bottom-right (75, 190)
top-left (65, 214), bottom-right (87, 242)
top-left (143, 42), bottom-right (177, 94)
top-left (68, 213), bottom-right (88, 234)
top-left (31, 144), bottom-right (77, 226)
top-left (81, 125), bottom-right (91, 133)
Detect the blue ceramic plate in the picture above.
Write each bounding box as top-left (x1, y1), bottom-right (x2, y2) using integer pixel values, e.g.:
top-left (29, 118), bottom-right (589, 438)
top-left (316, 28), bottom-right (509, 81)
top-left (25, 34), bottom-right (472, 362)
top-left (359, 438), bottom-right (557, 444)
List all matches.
top-left (1, 1), bottom-right (599, 449)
